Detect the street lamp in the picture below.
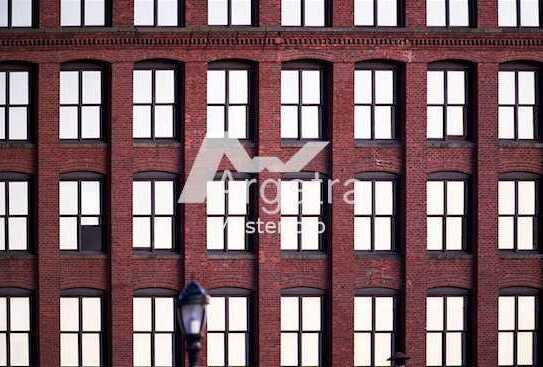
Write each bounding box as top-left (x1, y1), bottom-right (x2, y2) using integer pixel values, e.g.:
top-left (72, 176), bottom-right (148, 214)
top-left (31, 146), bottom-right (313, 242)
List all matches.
top-left (177, 281), bottom-right (210, 367)
top-left (388, 352), bottom-right (410, 367)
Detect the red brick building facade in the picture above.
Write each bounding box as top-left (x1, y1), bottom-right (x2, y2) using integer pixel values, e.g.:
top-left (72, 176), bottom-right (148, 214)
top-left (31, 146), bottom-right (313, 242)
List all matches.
top-left (0, 0), bottom-right (542, 366)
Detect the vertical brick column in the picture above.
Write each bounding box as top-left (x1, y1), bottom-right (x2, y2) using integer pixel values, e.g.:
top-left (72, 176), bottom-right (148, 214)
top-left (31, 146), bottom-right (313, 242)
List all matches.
top-left (474, 62), bottom-right (499, 366)
top-left (329, 62), bottom-right (355, 366)
top-left (36, 62), bottom-right (60, 366)
top-left (332, 1), bottom-right (354, 26)
top-left (257, 61), bottom-right (281, 366)
top-left (109, 62), bottom-right (134, 366)
top-left (112, 0), bottom-right (133, 26)
top-left (478, 0), bottom-right (498, 28)
top-left (259, 0), bottom-right (281, 26)
top-left (402, 62), bottom-right (427, 364)
top-left (405, 0), bottom-right (426, 28)
top-left (39, 0), bottom-right (59, 28)
top-left (185, 0), bottom-right (207, 26)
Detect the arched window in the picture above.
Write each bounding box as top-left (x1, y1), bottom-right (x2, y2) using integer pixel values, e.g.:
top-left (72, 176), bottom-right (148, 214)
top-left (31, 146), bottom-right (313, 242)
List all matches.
top-left (0, 288), bottom-right (33, 366)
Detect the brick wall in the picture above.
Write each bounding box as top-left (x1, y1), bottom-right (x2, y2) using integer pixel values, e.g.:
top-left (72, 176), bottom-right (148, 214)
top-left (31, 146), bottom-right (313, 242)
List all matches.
top-left (0, 1), bottom-right (543, 366)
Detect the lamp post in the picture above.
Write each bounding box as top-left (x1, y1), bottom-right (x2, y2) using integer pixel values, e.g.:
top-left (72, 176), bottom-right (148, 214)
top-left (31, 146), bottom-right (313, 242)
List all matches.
top-left (177, 281), bottom-right (210, 367)
top-left (388, 352), bottom-right (410, 367)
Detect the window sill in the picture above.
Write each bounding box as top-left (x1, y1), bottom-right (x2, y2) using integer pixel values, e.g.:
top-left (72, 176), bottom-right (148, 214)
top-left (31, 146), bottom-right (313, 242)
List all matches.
top-left (354, 250), bottom-right (400, 259)
top-left (281, 251), bottom-right (327, 259)
top-left (133, 250), bottom-right (179, 258)
top-left (427, 251), bottom-right (473, 259)
top-left (281, 139), bottom-right (327, 148)
top-left (498, 140), bottom-right (543, 148)
top-left (0, 251), bottom-right (35, 259)
top-left (59, 140), bottom-right (107, 147)
top-left (0, 141), bottom-right (34, 148)
top-left (208, 251), bottom-right (256, 260)
top-left (427, 140), bottom-right (473, 148)
top-left (354, 139), bottom-right (401, 147)
top-left (499, 250), bottom-right (543, 259)
top-left (60, 251), bottom-right (107, 258)
top-left (134, 140), bottom-right (180, 147)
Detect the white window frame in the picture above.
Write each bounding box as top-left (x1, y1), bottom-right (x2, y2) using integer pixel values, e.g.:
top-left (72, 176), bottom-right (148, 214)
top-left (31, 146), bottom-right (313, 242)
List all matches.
top-left (354, 0), bottom-right (399, 26)
top-left (281, 0), bottom-right (327, 26)
top-left (426, 0), bottom-right (471, 27)
top-left (134, 0), bottom-right (180, 26)
top-left (208, 0), bottom-right (252, 25)
top-left (60, 0), bottom-right (106, 26)
top-left (498, 0), bottom-right (541, 27)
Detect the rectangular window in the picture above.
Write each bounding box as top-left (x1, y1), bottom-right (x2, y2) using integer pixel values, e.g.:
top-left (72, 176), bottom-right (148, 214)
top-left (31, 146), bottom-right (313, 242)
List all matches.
top-left (427, 70), bottom-right (467, 140)
top-left (354, 68), bottom-right (396, 140)
top-left (426, 296), bottom-right (466, 367)
top-left (207, 295), bottom-right (249, 366)
top-left (0, 296), bottom-right (31, 366)
top-left (207, 69), bottom-right (249, 139)
top-left (60, 296), bottom-right (103, 367)
top-left (133, 296), bottom-right (176, 367)
top-left (59, 70), bottom-right (103, 140)
top-left (61, 0), bottom-right (106, 26)
top-left (280, 179), bottom-right (324, 251)
top-left (354, 296), bottom-right (396, 367)
top-left (498, 70), bottom-right (537, 140)
top-left (498, 179), bottom-right (537, 250)
top-left (59, 179), bottom-right (103, 251)
top-left (281, 69), bottom-right (323, 140)
top-left (354, 0), bottom-right (398, 26)
top-left (498, 0), bottom-right (540, 27)
top-left (281, 0), bottom-right (326, 26)
top-left (281, 296), bottom-right (322, 367)
top-left (208, 0), bottom-right (252, 25)
top-left (426, 0), bottom-right (470, 26)
top-left (207, 179), bottom-right (251, 251)
top-left (0, 0), bottom-right (33, 27)
top-left (427, 179), bottom-right (466, 251)
top-left (354, 179), bottom-right (395, 251)
top-left (498, 295), bottom-right (538, 366)
top-left (132, 178), bottom-right (175, 250)
top-left (0, 70), bottom-right (30, 141)
top-left (133, 68), bottom-right (176, 139)
top-left (0, 179), bottom-right (29, 251)
top-left (134, 0), bottom-right (179, 26)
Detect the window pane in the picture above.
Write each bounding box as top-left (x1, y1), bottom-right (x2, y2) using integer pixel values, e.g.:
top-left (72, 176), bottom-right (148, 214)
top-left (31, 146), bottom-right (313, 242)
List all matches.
top-left (374, 217), bottom-right (392, 250)
top-left (0, 333), bottom-right (5, 366)
top-left (0, 73), bottom-right (5, 104)
top-left (80, 181), bottom-right (100, 215)
top-left (154, 333), bottom-right (173, 366)
top-left (133, 333), bottom-right (151, 367)
top-left (280, 217), bottom-right (298, 250)
top-left (449, 0), bottom-right (469, 25)
top-left (207, 333), bottom-right (225, 366)
top-left (302, 70), bottom-right (320, 104)
top-left (229, 70), bottom-right (248, 104)
top-left (518, 181), bottom-right (535, 214)
top-left (301, 217), bottom-right (320, 250)
top-left (446, 106), bottom-right (464, 136)
top-left (208, 0), bottom-right (228, 24)
top-left (521, 0), bottom-right (539, 25)
top-left (60, 297), bottom-right (79, 331)
top-left (281, 333), bottom-right (298, 366)
top-left (207, 217), bottom-right (224, 250)
top-left (157, 0), bottom-right (178, 25)
top-left (427, 0), bottom-right (445, 26)
top-left (518, 71), bottom-right (535, 104)
top-left (498, 296), bottom-right (515, 330)
top-left (498, 71), bottom-right (515, 104)
top-left (81, 106), bottom-right (101, 139)
top-left (228, 180), bottom-right (248, 215)
top-left (0, 298), bottom-right (5, 330)
top-left (61, 0), bottom-right (81, 26)
top-left (518, 296), bottom-right (535, 329)
top-left (155, 297), bottom-right (174, 332)
top-left (498, 0), bottom-right (516, 26)
top-left (354, 332), bottom-right (371, 366)
top-left (427, 181), bottom-right (444, 215)
top-left (517, 332), bottom-right (533, 365)
top-left (427, 71), bottom-right (444, 104)
top-left (60, 71), bottom-right (79, 104)
top-left (208, 70), bottom-right (226, 104)
top-left (227, 216), bottom-right (246, 250)
top-left (12, 0), bottom-right (32, 26)
top-left (517, 217), bottom-right (534, 249)
top-left (301, 332), bottom-right (320, 365)
top-left (82, 297), bottom-right (101, 332)
top-left (228, 333), bottom-right (247, 365)
top-left (232, 0), bottom-right (252, 24)
top-left (281, 0), bottom-right (301, 25)
top-left (426, 332), bottom-right (443, 366)
top-left (446, 297), bottom-right (464, 330)
top-left (134, 0), bottom-right (154, 25)
top-left (355, 70), bottom-right (372, 104)
top-left (447, 71), bottom-right (465, 104)
top-left (518, 106), bottom-right (535, 139)
top-left (375, 297), bottom-right (394, 331)
top-left (498, 217), bottom-right (514, 249)
top-left (9, 72), bottom-right (27, 105)
top-left (354, 181), bottom-right (372, 215)
top-left (133, 181), bottom-right (152, 215)
top-left (354, 297), bottom-right (372, 331)
top-left (445, 332), bottom-right (463, 366)
top-left (154, 104), bottom-right (175, 139)
top-left (84, 0), bottom-right (105, 25)
top-left (427, 217), bottom-right (443, 250)
top-left (354, 106), bottom-right (371, 139)
top-left (8, 181), bottom-right (27, 215)
top-left (227, 106), bottom-right (247, 138)
top-left (207, 296), bottom-right (226, 331)
top-left (133, 105), bottom-right (151, 138)
top-left (375, 106), bottom-right (393, 139)
top-left (82, 333), bottom-right (100, 366)
top-left (59, 217), bottom-right (78, 250)
top-left (133, 298), bottom-right (152, 331)
top-left (154, 217), bottom-right (173, 249)
top-left (375, 70), bottom-right (393, 104)
top-left (207, 181), bottom-right (225, 215)
top-left (133, 70), bottom-right (152, 104)
top-left (301, 106), bottom-right (320, 138)
top-left (375, 181), bottom-right (393, 215)
top-left (0, 0), bottom-right (6, 26)
top-left (304, 0), bottom-right (325, 26)
top-left (207, 105), bottom-right (225, 137)
top-left (302, 297), bottom-right (321, 331)
top-left (229, 297), bottom-right (248, 331)
top-left (281, 106), bottom-right (299, 138)
top-left (8, 333), bottom-right (28, 365)
top-left (281, 297), bottom-right (299, 331)
top-left (426, 297), bottom-right (443, 330)
top-left (59, 106), bottom-right (79, 139)
top-left (378, 0), bottom-right (397, 25)
top-left (446, 217), bottom-right (463, 250)
top-left (447, 181), bottom-right (464, 215)
top-left (375, 333), bottom-right (392, 366)
top-left (302, 180), bottom-right (321, 215)
top-left (498, 181), bottom-right (515, 215)
top-left (354, 217), bottom-right (371, 250)
top-left (133, 217), bottom-right (151, 247)
top-left (155, 181), bottom-right (174, 215)
top-left (8, 107), bottom-right (27, 140)
top-left (427, 106), bottom-right (444, 139)
top-left (281, 181), bottom-right (299, 215)
top-left (61, 333), bottom-right (79, 366)
top-left (498, 332), bottom-right (514, 365)
top-left (281, 70), bottom-right (299, 104)
top-left (155, 70), bottom-right (175, 104)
